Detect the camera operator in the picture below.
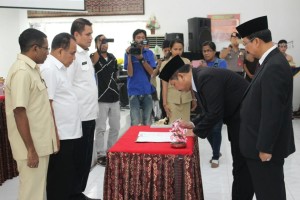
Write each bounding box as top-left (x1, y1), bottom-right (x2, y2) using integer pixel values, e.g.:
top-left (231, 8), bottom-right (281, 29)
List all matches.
top-left (124, 29), bottom-right (156, 125)
top-left (90, 34), bottom-right (103, 65)
top-left (92, 34), bottom-right (120, 167)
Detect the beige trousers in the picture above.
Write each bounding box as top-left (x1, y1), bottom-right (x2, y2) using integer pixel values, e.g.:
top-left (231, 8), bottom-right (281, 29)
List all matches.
top-left (16, 155), bottom-right (49, 200)
top-left (168, 102), bottom-right (191, 124)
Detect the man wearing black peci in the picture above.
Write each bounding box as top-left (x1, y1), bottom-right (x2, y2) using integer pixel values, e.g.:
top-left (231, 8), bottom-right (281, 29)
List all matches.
top-left (237, 16), bottom-right (295, 200)
top-left (159, 55), bottom-right (254, 200)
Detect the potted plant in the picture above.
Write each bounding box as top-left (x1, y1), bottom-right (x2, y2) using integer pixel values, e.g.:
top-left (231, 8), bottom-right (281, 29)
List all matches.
top-left (146, 15), bottom-right (160, 35)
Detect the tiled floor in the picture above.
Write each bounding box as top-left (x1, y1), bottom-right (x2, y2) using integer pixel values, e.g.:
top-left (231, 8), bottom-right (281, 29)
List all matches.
top-left (0, 110), bottom-right (299, 200)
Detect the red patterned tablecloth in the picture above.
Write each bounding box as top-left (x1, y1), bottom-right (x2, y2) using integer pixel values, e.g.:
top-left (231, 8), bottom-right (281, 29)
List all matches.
top-left (0, 97), bottom-right (19, 186)
top-left (104, 126), bottom-right (204, 200)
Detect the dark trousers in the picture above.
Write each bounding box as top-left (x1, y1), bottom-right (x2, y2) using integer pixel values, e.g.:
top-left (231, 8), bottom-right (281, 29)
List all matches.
top-left (207, 120), bottom-right (223, 160)
top-left (236, 71), bottom-right (245, 77)
top-left (47, 139), bottom-right (79, 200)
top-left (227, 115), bottom-right (254, 200)
top-left (71, 120), bottom-right (96, 199)
top-left (246, 158), bottom-right (286, 200)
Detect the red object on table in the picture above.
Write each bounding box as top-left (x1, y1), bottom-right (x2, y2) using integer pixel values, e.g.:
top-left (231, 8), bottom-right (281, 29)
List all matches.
top-left (109, 126), bottom-right (194, 155)
top-left (104, 126), bottom-right (203, 200)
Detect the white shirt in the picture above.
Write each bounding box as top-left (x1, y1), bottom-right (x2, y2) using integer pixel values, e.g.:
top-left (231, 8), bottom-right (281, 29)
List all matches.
top-left (67, 45), bottom-right (99, 121)
top-left (259, 45), bottom-right (277, 65)
top-left (192, 75), bottom-right (197, 92)
top-left (41, 55), bottom-right (82, 140)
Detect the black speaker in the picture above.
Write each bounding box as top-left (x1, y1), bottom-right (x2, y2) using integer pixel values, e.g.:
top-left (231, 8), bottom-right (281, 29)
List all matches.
top-left (117, 71), bottom-right (129, 107)
top-left (165, 33), bottom-right (184, 44)
top-left (188, 17), bottom-right (212, 53)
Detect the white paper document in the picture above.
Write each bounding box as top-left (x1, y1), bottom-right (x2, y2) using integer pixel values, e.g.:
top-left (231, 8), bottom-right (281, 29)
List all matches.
top-left (150, 124), bottom-right (172, 128)
top-left (136, 132), bottom-right (172, 143)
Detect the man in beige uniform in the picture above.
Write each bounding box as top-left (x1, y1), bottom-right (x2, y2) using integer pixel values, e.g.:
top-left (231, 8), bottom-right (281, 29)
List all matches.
top-left (5, 28), bottom-right (58, 200)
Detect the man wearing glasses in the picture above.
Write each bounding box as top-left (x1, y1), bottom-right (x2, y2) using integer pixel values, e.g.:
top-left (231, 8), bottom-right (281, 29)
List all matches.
top-left (40, 33), bottom-right (83, 200)
top-left (220, 32), bottom-right (246, 76)
top-left (5, 28), bottom-right (58, 200)
top-left (237, 16), bottom-right (295, 200)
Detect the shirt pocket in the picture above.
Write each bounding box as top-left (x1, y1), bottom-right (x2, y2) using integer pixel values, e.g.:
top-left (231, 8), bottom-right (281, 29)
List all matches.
top-left (37, 81), bottom-right (47, 92)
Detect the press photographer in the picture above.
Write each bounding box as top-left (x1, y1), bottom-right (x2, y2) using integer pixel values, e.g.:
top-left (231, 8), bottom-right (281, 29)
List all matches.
top-left (124, 29), bottom-right (156, 125)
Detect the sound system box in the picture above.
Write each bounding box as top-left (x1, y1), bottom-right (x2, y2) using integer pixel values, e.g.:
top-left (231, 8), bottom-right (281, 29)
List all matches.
top-left (188, 17), bottom-right (212, 53)
top-left (165, 33), bottom-right (184, 43)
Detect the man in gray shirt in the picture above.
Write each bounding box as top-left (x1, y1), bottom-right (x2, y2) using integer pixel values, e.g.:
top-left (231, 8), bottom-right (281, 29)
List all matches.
top-left (220, 32), bottom-right (246, 76)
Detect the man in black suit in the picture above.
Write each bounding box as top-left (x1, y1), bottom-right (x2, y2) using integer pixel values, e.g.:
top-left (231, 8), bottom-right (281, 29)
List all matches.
top-left (159, 55), bottom-right (254, 200)
top-left (237, 16), bottom-right (295, 200)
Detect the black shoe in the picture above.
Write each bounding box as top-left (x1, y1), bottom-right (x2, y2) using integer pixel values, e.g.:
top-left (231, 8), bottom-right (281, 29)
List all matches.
top-left (97, 156), bottom-right (106, 167)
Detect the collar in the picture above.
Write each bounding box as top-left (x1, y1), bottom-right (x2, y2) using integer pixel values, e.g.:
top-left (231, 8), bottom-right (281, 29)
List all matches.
top-left (48, 55), bottom-right (66, 70)
top-left (76, 44), bottom-right (89, 54)
top-left (18, 54), bottom-right (37, 69)
top-left (259, 45), bottom-right (276, 65)
top-left (192, 75), bottom-right (197, 92)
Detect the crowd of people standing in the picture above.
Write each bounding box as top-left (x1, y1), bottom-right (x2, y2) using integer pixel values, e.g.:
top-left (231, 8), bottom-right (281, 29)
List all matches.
top-left (4, 15), bottom-right (296, 200)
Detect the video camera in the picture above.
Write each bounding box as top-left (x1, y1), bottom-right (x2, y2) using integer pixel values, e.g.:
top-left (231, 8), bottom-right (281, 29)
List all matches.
top-left (101, 38), bottom-right (114, 44)
top-left (129, 40), bottom-right (149, 55)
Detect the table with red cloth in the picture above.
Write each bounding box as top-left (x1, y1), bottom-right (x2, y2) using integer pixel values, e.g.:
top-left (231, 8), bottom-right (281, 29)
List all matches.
top-left (0, 96), bottom-right (19, 185)
top-left (104, 126), bottom-right (204, 200)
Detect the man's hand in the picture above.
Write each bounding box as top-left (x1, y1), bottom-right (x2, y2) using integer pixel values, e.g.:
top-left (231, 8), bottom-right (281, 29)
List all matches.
top-left (27, 148), bottom-right (39, 168)
top-left (125, 46), bottom-right (131, 55)
top-left (54, 136), bottom-right (60, 154)
top-left (259, 152), bottom-right (272, 162)
top-left (163, 104), bottom-right (171, 118)
top-left (185, 129), bottom-right (195, 136)
top-left (177, 119), bottom-right (195, 129)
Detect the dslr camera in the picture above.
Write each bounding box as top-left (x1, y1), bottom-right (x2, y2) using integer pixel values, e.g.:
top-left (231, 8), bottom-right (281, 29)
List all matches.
top-left (129, 40), bottom-right (149, 55)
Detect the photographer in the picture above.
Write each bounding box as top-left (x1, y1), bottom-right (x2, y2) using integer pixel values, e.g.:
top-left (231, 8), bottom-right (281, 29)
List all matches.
top-left (124, 29), bottom-right (156, 125)
top-left (93, 35), bottom-right (120, 167)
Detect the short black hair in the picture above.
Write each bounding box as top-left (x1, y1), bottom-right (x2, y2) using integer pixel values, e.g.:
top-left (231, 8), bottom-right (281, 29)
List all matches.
top-left (51, 33), bottom-right (75, 51)
top-left (162, 40), bottom-right (170, 49)
top-left (19, 28), bottom-right (47, 53)
top-left (202, 41), bottom-right (216, 51)
top-left (170, 64), bottom-right (191, 80)
top-left (278, 39), bottom-right (287, 46)
top-left (71, 18), bottom-right (92, 36)
top-left (132, 29), bottom-right (147, 40)
top-left (247, 29), bottom-right (272, 43)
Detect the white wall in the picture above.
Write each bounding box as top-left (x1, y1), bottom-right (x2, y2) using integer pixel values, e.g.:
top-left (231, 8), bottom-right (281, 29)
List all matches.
top-left (0, 0), bottom-right (299, 77)
top-left (0, 8), bottom-right (28, 77)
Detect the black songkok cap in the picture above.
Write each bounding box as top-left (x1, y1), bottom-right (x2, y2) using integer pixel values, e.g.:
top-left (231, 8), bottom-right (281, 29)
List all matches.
top-left (236, 16), bottom-right (268, 38)
top-left (159, 55), bottom-right (185, 82)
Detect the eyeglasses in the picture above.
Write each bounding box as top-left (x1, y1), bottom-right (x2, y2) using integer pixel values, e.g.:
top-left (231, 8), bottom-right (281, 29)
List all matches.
top-left (242, 38), bottom-right (256, 46)
top-left (32, 44), bottom-right (50, 51)
top-left (38, 46), bottom-right (50, 51)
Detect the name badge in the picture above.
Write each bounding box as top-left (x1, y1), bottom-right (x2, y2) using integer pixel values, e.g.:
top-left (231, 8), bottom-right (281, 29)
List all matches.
top-left (81, 61), bottom-right (89, 71)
